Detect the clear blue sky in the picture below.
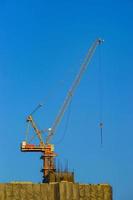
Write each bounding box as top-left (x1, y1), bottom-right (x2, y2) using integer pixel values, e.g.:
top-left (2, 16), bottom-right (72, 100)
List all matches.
top-left (0, 0), bottom-right (133, 199)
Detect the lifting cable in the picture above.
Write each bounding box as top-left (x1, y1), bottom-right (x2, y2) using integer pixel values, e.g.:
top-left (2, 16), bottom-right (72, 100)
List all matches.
top-left (25, 72), bottom-right (73, 144)
top-left (25, 122), bottom-right (30, 143)
top-left (98, 44), bottom-right (104, 146)
top-left (54, 99), bottom-right (72, 145)
top-left (41, 68), bottom-right (76, 106)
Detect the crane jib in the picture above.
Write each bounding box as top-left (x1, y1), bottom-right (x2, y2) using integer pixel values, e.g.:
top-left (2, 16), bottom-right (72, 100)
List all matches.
top-left (46, 38), bottom-right (104, 144)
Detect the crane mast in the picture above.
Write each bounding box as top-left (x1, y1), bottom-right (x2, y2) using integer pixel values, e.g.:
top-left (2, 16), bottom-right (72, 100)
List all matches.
top-left (46, 38), bottom-right (103, 144)
top-left (21, 38), bottom-right (104, 183)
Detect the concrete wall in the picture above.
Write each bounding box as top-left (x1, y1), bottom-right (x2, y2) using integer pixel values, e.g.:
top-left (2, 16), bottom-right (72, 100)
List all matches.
top-left (0, 182), bottom-right (112, 200)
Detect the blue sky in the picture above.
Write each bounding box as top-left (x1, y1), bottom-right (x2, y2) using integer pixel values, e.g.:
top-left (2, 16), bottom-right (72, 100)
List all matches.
top-left (0, 0), bottom-right (133, 199)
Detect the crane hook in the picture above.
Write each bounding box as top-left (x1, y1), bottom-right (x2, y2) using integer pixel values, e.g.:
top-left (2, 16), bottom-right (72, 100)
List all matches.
top-left (99, 122), bottom-right (103, 145)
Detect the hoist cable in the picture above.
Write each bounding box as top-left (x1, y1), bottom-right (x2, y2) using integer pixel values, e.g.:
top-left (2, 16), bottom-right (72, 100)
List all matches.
top-left (24, 39), bottom-right (103, 145)
top-left (54, 99), bottom-right (72, 145)
top-left (25, 122), bottom-right (30, 143)
top-left (41, 72), bottom-right (73, 106)
top-left (26, 77), bottom-right (73, 144)
top-left (98, 45), bottom-right (104, 146)
top-left (30, 103), bottom-right (43, 116)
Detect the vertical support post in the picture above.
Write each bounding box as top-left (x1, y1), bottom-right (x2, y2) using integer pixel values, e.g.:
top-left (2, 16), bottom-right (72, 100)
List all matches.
top-left (40, 147), bottom-right (56, 183)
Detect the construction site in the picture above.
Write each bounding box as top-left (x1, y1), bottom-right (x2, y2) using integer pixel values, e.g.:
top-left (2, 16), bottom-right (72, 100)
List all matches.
top-left (0, 38), bottom-right (113, 200)
top-left (1, 1), bottom-right (133, 199)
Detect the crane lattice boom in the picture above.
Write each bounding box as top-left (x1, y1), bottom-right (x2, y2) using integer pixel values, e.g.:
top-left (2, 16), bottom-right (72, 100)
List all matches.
top-left (46, 38), bottom-right (104, 144)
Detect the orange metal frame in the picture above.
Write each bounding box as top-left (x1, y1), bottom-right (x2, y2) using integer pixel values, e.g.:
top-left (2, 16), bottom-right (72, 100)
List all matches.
top-left (21, 144), bottom-right (57, 182)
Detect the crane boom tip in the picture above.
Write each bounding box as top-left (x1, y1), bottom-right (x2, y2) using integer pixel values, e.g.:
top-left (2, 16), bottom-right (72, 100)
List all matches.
top-left (97, 38), bottom-right (104, 44)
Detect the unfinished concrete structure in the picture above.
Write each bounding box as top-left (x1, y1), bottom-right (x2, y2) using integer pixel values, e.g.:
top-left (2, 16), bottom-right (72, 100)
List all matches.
top-left (0, 182), bottom-right (112, 200)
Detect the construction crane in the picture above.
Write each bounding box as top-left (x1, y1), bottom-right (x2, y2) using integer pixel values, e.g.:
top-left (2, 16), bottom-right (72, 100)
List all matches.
top-left (21, 38), bottom-right (104, 183)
